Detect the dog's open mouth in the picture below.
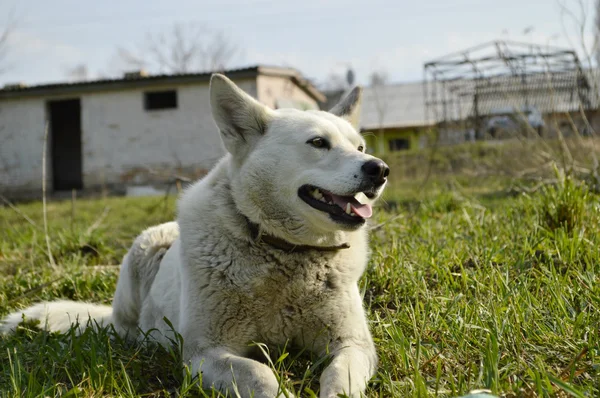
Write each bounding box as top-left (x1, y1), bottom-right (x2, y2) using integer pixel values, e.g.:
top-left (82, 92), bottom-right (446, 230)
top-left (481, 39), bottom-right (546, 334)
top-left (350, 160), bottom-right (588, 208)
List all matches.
top-left (298, 185), bottom-right (373, 225)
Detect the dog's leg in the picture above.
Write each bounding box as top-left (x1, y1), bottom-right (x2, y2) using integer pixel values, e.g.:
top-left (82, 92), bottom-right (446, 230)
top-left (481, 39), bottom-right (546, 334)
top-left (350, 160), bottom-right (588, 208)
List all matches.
top-left (318, 289), bottom-right (377, 398)
top-left (319, 340), bottom-right (377, 398)
top-left (188, 347), bottom-right (291, 398)
top-left (112, 222), bottom-right (179, 339)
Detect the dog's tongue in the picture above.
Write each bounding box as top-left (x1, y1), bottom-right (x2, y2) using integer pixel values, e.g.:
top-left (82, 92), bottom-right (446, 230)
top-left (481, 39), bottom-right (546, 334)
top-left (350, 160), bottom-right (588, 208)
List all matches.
top-left (330, 194), bottom-right (373, 219)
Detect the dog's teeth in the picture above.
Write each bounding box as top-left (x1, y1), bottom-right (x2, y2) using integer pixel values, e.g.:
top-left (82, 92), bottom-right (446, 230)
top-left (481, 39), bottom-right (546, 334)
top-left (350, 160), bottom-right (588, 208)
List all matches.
top-left (345, 203), bottom-right (352, 215)
top-left (311, 189), bottom-right (323, 200)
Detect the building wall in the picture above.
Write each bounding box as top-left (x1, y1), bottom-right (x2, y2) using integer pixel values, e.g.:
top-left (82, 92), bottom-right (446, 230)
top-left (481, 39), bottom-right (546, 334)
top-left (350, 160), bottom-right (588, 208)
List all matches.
top-left (0, 98), bottom-right (48, 196)
top-left (362, 127), bottom-right (422, 156)
top-left (0, 78), bottom-right (257, 197)
top-left (256, 75), bottom-right (319, 110)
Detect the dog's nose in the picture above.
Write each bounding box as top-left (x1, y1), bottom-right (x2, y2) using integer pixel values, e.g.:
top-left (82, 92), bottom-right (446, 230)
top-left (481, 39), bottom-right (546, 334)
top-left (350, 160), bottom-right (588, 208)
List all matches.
top-left (361, 159), bottom-right (389, 185)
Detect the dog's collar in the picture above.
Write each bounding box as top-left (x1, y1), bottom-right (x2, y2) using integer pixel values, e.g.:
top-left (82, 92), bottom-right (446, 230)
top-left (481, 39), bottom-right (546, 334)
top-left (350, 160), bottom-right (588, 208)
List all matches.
top-left (245, 219), bottom-right (350, 253)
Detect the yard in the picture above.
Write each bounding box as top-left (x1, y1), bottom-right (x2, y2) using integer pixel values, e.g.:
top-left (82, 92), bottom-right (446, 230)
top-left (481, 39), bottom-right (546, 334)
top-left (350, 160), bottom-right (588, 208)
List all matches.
top-left (0, 144), bottom-right (599, 397)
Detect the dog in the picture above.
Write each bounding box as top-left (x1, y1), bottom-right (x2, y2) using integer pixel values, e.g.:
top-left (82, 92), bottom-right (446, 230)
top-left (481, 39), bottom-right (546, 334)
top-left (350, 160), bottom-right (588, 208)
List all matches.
top-left (2, 74), bottom-right (389, 398)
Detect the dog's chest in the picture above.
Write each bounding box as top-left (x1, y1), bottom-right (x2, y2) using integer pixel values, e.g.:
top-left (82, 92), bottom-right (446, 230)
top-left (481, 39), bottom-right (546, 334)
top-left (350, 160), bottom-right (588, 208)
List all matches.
top-left (248, 251), bottom-right (345, 344)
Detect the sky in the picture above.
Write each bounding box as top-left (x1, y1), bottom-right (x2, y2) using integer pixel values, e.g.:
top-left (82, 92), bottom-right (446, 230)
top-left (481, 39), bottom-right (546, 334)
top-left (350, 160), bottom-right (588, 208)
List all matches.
top-left (1, 0), bottom-right (597, 87)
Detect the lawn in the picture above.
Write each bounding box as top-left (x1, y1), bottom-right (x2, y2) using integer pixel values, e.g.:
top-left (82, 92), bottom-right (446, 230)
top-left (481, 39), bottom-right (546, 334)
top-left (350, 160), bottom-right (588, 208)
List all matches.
top-left (0, 165), bottom-right (599, 397)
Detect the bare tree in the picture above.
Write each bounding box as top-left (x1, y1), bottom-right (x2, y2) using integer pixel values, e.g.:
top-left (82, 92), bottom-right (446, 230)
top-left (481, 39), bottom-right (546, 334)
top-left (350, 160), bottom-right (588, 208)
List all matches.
top-left (320, 68), bottom-right (357, 111)
top-left (0, 13), bottom-right (16, 74)
top-left (0, 15), bottom-right (15, 180)
top-left (593, 0), bottom-right (600, 65)
top-left (556, 0), bottom-right (600, 189)
top-left (369, 70), bottom-right (389, 154)
top-left (116, 23), bottom-right (240, 74)
top-left (557, 0), bottom-right (596, 68)
top-left (320, 67), bottom-right (357, 91)
top-left (65, 64), bottom-right (89, 82)
top-left (321, 72), bottom-right (349, 92)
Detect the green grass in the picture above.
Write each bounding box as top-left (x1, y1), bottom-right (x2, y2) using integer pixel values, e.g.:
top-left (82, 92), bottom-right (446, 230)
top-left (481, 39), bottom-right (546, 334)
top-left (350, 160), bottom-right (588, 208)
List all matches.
top-left (1, 175), bottom-right (599, 397)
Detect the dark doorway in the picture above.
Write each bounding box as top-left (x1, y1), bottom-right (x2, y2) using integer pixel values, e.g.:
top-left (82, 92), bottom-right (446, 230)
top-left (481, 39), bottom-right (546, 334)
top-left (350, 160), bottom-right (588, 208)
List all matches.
top-left (48, 99), bottom-right (83, 191)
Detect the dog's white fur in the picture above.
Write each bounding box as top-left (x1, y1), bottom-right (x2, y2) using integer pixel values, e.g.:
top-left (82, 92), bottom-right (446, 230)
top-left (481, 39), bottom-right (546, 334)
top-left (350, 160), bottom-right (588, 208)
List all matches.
top-left (2, 75), bottom-right (388, 398)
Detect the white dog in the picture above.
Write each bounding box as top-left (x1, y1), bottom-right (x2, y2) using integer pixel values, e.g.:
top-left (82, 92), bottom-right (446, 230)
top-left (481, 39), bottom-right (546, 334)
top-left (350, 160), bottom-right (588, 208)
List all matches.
top-left (2, 74), bottom-right (389, 398)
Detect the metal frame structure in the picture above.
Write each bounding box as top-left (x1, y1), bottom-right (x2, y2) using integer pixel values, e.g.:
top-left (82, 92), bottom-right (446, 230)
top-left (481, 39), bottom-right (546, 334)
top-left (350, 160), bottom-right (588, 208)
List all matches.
top-left (423, 40), bottom-right (595, 144)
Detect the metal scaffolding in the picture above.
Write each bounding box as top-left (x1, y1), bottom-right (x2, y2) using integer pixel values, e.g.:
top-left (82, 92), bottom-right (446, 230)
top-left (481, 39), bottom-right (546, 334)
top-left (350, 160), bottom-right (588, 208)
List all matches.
top-left (423, 40), bottom-right (596, 144)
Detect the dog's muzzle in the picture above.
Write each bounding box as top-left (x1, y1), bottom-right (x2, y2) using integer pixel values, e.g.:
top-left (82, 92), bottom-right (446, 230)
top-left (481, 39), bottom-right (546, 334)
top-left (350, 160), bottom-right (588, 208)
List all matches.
top-left (362, 159), bottom-right (389, 186)
top-left (361, 159), bottom-right (389, 198)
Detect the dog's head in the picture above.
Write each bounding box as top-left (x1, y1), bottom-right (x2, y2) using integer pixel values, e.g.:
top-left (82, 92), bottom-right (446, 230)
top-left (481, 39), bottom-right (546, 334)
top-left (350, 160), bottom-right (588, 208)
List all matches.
top-left (210, 74), bottom-right (389, 246)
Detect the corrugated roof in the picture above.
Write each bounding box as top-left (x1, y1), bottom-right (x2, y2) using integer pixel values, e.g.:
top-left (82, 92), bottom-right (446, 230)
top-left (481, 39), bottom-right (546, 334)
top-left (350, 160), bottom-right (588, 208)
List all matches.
top-left (0, 65), bottom-right (325, 102)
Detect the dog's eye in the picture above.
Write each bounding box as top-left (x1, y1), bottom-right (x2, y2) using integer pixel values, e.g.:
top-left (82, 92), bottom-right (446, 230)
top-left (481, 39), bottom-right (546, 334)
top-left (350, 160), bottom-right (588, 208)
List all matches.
top-left (307, 137), bottom-right (329, 149)
top-left (358, 145), bottom-right (365, 152)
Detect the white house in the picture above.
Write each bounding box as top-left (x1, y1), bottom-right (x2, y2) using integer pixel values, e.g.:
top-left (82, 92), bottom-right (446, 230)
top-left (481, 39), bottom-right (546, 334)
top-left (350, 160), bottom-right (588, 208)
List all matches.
top-left (0, 66), bottom-right (324, 199)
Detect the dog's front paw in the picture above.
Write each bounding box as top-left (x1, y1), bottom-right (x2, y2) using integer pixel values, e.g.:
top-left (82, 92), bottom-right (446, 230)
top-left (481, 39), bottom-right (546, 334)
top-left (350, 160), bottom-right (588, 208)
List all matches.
top-left (319, 391), bottom-right (361, 398)
top-left (319, 382), bottom-right (363, 398)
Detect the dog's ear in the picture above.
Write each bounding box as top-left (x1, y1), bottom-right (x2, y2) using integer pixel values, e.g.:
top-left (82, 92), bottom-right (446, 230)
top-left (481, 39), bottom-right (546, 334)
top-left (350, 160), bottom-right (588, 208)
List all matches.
top-left (210, 74), bottom-right (273, 156)
top-left (328, 86), bottom-right (362, 129)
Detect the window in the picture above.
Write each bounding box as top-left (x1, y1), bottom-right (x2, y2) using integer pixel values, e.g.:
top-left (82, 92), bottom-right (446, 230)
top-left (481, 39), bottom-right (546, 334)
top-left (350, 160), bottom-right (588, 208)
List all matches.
top-left (144, 90), bottom-right (177, 111)
top-left (388, 138), bottom-right (410, 151)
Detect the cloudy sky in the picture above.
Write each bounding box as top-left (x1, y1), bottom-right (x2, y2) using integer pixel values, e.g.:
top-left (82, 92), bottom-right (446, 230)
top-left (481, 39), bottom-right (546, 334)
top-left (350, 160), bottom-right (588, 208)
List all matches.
top-left (1, 0), bottom-right (597, 87)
